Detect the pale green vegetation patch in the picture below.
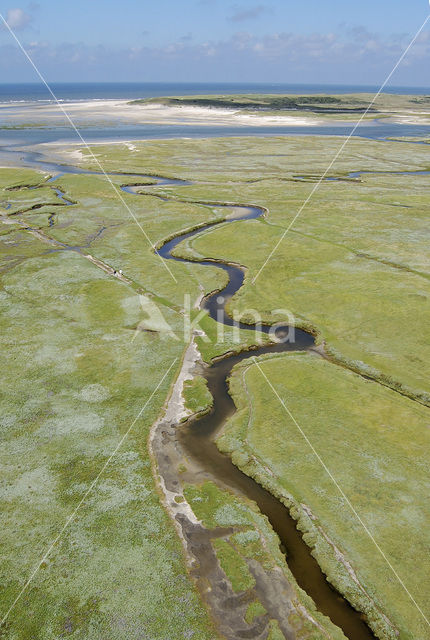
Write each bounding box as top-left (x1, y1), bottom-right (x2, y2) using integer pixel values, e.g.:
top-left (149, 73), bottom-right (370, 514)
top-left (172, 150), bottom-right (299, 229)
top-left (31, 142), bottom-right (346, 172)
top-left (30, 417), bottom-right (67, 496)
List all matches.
top-left (184, 481), bottom-right (262, 530)
top-left (0, 167), bottom-right (47, 189)
top-left (195, 309), bottom-right (271, 362)
top-left (76, 135), bottom-right (430, 184)
top-left (219, 353), bottom-right (430, 639)
top-left (245, 600), bottom-right (267, 623)
top-left (0, 168), bottom-right (59, 217)
top-left (183, 375), bottom-right (213, 416)
top-left (212, 538), bottom-right (256, 592)
top-left (268, 619), bottom-right (287, 640)
top-left (0, 123), bottom-right (50, 129)
top-left (184, 480), bottom-right (287, 573)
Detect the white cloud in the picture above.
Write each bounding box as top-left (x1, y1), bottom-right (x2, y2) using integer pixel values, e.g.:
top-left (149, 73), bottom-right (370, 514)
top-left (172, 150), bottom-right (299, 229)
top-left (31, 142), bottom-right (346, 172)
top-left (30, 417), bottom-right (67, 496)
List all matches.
top-left (3, 7), bottom-right (32, 30)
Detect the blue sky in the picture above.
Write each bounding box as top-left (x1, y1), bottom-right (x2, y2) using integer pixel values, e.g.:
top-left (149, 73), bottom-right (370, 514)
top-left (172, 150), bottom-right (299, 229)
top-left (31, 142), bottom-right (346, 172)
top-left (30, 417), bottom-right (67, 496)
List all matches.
top-left (0, 1), bottom-right (429, 85)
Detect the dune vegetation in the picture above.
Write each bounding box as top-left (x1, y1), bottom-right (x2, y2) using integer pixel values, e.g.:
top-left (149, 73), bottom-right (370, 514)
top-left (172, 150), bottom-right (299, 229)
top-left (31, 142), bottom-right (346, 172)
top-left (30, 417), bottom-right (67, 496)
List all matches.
top-left (130, 92), bottom-right (430, 121)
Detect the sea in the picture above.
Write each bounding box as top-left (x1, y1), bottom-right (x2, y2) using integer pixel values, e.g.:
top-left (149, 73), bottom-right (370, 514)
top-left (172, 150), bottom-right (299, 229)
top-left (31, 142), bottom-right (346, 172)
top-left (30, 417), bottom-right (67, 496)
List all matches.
top-left (0, 82), bottom-right (429, 104)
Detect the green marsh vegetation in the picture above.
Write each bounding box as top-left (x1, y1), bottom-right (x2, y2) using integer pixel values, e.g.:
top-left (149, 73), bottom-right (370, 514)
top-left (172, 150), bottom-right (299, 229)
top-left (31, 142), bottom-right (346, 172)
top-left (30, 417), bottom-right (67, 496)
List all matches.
top-left (183, 375), bottom-right (213, 417)
top-left (220, 353), bottom-right (430, 639)
top-left (0, 161), bottom-right (283, 639)
top-left (81, 137), bottom-right (430, 400)
top-left (0, 247), bottom-right (219, 639)
top-left (74, 136), bottom-right (430, 637)
top-left (0, 168), bottom-right (224, 638)
top-left (1, 131), bottom-right (429, 639)
top-left (0, 123), bottom-right (50, 130)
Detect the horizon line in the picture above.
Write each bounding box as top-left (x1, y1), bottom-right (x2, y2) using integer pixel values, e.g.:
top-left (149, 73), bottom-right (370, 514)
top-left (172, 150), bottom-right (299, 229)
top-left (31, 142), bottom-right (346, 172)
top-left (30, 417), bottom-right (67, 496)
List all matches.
top-left (0, 80), bottom-right (430, 89)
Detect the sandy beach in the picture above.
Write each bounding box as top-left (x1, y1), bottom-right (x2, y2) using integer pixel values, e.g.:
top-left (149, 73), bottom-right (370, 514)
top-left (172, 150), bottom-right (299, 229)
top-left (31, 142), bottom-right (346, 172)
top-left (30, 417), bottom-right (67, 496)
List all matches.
top-left (0, 98), bottom-right (323, 128)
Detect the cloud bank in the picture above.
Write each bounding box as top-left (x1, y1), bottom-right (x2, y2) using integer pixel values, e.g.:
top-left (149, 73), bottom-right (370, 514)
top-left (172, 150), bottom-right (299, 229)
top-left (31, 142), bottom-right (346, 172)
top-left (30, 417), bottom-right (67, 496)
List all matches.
top-left (0, 25), bottom-right (428, 84)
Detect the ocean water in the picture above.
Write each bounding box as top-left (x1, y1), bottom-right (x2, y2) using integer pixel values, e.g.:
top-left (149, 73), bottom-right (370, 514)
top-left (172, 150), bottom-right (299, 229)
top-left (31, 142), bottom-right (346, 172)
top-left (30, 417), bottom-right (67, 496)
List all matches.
top-left (0, 82), bottom-right (430, 104)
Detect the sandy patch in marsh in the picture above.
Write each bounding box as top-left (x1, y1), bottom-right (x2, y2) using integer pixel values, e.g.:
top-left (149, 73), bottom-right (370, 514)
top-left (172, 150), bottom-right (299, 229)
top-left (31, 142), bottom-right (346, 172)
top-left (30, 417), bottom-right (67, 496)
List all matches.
top-left (63, 148), bottom-right (85, 163)
top-left (389, 113), bottom-right (430, 125)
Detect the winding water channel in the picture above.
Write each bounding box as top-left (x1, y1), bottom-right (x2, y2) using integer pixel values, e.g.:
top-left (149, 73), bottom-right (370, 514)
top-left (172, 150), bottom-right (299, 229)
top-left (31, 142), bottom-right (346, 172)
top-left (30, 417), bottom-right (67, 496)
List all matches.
top-left (128, 178), bottom-right (376, 640)
top-left (6, 150), bottom-right (423, 638)
top-left (123, 165), bottom-right (427, 635)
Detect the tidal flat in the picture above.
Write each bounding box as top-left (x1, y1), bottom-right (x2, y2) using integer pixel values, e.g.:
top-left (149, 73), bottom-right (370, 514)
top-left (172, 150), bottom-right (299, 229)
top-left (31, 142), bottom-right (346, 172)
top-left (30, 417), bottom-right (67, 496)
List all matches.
top-left (1, 132), bottom-right (429, 639)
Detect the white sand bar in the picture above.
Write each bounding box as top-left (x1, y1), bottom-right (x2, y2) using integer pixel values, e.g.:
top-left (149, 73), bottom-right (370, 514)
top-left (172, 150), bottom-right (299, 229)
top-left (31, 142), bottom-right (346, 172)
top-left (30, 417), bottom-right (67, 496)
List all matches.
top-left (0, 99), bottom-right (322, 128)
